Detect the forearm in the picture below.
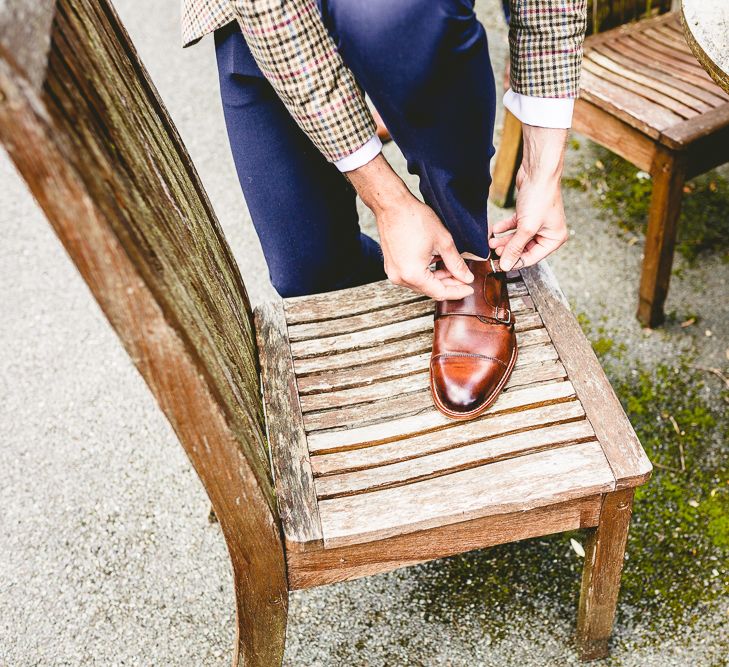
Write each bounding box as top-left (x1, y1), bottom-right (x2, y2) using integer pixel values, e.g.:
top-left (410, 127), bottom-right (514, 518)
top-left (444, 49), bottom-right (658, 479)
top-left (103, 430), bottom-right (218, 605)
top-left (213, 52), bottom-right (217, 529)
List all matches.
top-left (519, 125), bottom-right (568, 184)
top-left (345, 153), bottom-right (410, 216)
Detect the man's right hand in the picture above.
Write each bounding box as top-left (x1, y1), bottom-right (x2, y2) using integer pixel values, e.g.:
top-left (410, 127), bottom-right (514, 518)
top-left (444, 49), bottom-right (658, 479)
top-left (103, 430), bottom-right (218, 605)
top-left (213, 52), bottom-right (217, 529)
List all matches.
top-left (346, 154), bottom-right (475, 301)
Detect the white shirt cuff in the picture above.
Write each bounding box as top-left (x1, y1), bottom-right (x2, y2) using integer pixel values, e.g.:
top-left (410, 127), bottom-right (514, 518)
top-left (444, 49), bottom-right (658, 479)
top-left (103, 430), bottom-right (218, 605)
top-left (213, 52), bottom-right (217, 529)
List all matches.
top-left (503, 89), bottom-right (575, 129)
top-left (334, 135), bottom-right (383, 172)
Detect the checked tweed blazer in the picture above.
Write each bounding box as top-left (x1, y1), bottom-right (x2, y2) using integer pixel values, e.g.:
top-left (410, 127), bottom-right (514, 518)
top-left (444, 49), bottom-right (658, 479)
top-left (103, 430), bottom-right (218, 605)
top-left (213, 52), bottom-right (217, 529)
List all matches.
top-left (181, 0), bottom-right (587, 163)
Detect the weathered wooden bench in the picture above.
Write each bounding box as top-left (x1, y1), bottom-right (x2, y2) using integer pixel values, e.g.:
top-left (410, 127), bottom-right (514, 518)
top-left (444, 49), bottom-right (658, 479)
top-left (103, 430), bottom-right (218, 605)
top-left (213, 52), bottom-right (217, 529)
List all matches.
top-left (0, 0), bottom-right (652, 663)
top-left (491, 10), bottom-right (729, 328)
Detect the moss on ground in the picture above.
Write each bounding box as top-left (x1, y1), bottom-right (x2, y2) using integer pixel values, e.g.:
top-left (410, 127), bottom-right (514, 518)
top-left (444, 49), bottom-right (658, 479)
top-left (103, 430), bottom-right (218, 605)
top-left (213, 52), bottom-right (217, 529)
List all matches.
top-left (407, 315), bottom-right (728, 651)
top-left (564, 147), bottom-right (729, 265)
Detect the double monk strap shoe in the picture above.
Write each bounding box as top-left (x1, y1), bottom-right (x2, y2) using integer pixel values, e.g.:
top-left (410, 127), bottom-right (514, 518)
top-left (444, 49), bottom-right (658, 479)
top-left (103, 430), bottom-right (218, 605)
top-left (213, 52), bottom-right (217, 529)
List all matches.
top-left (429, 257), bottom-right (518, 420)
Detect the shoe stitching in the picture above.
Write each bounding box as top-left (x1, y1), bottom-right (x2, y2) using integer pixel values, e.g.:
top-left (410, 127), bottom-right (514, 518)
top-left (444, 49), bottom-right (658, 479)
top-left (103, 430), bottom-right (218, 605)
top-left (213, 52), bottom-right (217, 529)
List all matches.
top-left (431, 351), bottom-right (508, 368)
top-left (429, 341), bottom-right (518, 418)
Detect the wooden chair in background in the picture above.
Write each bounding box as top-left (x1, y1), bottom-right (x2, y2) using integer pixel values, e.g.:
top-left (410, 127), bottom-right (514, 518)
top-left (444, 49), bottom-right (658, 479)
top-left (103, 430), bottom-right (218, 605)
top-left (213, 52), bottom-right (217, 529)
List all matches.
top-left (491, 9), bottom-right (729, 327)
top-left (0, 0), bottom-right (651, 663)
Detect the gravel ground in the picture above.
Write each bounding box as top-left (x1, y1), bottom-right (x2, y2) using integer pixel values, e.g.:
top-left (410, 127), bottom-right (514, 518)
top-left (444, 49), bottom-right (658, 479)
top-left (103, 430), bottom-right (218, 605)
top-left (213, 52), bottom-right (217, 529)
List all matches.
top-left (1, 1), bottom-right (727, 665)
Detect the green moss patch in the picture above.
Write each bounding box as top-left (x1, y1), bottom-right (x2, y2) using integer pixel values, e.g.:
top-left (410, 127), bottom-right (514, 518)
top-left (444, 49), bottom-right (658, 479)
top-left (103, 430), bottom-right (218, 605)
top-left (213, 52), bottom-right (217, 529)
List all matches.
top-left (564, 146), bottom-right (729, 265)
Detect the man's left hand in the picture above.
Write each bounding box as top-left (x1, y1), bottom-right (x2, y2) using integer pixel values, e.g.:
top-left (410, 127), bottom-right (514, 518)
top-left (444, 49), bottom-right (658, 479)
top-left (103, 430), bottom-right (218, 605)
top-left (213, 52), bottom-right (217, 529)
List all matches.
top-left (489, 126), bottom-right (570, 271)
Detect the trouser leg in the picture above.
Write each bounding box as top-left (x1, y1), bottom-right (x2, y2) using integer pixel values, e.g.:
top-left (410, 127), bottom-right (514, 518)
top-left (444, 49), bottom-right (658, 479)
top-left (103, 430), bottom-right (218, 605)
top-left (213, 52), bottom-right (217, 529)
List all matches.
top-left (214, 22), bottom-right (386, 298)
top-left (318, 0), bottom-right (497, 257)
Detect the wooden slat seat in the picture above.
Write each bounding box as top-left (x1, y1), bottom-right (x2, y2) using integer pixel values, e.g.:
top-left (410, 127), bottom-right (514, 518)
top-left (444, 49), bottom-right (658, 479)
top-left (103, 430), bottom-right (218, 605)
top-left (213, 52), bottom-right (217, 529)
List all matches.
top-left (580, 13), bottom-right (729, 148)
top-left (255, 262), bottom-right (651, 594)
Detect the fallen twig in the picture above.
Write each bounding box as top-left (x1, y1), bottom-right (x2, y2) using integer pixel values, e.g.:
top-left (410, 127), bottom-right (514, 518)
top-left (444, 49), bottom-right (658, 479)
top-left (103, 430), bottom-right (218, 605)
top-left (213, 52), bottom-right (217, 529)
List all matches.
top-left (692, 365), bottom-right (729, 389)
top-left (653, 461), bottom-right (683, 473)
top-left (667, 415), bottom-right (686, 472)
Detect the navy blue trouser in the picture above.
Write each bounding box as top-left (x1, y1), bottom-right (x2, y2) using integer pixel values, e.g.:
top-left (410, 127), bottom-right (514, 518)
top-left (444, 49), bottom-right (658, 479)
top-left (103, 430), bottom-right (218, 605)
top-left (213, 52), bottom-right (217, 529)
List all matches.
top-left (215, 0), bottom-right (496, 297)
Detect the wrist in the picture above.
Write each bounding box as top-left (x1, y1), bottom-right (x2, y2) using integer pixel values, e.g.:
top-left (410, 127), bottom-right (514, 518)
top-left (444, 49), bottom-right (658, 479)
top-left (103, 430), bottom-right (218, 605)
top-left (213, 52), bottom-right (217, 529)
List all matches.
top-left (520, 125), bottom-right (568, 183)
top-left (345, 153), bottom-right (412, 215)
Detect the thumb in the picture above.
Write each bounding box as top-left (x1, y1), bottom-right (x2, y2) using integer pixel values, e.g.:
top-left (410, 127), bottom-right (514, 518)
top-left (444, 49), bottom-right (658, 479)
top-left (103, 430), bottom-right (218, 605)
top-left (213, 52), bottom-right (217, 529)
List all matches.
top-left (437, 237), bottom-right (474, 284)
top-left (498, 226), bottom-right (534, 271)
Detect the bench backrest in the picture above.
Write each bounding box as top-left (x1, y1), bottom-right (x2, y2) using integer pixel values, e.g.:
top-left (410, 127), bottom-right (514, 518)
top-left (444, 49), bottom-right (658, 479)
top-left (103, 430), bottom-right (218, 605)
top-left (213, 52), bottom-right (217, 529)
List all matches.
top-left (0, 1), bottom-right (287, 660)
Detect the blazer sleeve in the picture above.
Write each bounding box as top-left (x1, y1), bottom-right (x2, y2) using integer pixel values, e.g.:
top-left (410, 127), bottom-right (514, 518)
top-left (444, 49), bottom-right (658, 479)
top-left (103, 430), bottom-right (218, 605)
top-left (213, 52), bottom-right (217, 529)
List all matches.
top-left (508, 0), bottom-right (588, 98)
top-left (229, 0), bottom-right (376, 163)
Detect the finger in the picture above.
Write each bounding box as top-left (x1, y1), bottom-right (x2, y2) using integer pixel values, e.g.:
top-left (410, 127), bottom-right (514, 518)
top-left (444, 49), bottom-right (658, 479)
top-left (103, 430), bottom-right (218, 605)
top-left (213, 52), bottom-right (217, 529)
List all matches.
top-left (438, 238), bottom-right (475, 284)
top-left (418, 268), bottom-right (474, 301)
top-left (431, 268), bottom-right (456, 280)
top-left (498, 226), bottom-right (535, 272)
top-left (490, 214), bottom-right (518, 236)
top-left (440, 283), bottom-right (477, 300)
top-left (440, 276), bottom-right (473, 287)
top-left (515, 236), bottom-right (563, 268)
top-left (488, 232), bottom-right (512, 249)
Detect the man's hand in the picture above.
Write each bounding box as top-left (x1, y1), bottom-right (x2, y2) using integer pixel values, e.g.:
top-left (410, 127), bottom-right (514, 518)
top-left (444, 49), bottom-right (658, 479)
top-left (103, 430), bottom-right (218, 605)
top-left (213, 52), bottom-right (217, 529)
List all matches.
top-left (347, 154), bottom-right (475, 301)
top-left (489, 125), bottom-right (570, 271)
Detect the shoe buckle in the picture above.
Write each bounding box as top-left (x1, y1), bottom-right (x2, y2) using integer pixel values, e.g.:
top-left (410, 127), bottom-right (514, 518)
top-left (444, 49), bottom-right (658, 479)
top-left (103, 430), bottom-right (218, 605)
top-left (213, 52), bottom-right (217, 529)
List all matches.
top-left (495, 307), bottom-right (512, 325)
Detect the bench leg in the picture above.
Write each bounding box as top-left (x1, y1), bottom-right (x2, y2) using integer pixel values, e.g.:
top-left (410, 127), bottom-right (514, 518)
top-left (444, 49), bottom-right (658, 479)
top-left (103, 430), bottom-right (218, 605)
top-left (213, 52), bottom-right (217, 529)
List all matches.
top-left (576, 489), bottom-right (634, 661)
top-left (230, 556), bottom-right (288, 667)
top-left (489, 109), bottom-right (523, 208)
top-left (637, 149), bottom-right (685, 327)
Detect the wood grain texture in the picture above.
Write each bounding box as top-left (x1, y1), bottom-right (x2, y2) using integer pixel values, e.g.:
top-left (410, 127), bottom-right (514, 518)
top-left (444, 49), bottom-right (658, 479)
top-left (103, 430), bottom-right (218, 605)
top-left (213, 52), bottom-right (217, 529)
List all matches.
top-left (575, 12), bottom-right (729, 152)
top-left (310, 399), bottom-right (586, 476)
top-left (582, 58), bottom-right (699, 119)
top-left (317, 441), bottom-right (615, 547)
top-left (299, 341), bottom-right (560, 413)
top-left (522, 263), bottom-right (652, 488)
top-left (615, 34), bottom-right (714, 81)
top-left (287, 496), bottom-right (603, 589)
top-left (290, 296), bottom-right (534, 359)
top-left (306, 379), bottom-right (577, 452)
top-left (638, 148), bottom-right (686, 327)
top-left (292, 310), bottom-right (544, 374)
top-left (572, 99), bottom-right (657, 171)
top-left (593, 43), bottom-right (728, 105)
top-left (0, 3), bottom-right (288, 664)
top-left (302, 357), bottom-right (565, 413)
top-left (295, 328), bottom-right (553, 394)
top-left (661, 105), bottom-right (729, 145)
top-left (314, 420), bottom-right (597, 499)
top-left (284, 279), bottom-right (423, 324)
top-left (585, 50), bottom-right (712, 113)
top-left (579, 69), bottom-right (683, 137)
top-left (284, 273), bottom-right (522, 324)
top-left (576, 489), bottom-right (635, 660)
top-left (287, 282), bottom-right (528, 342)
top-left (255, 301), bottom-right (323, 546)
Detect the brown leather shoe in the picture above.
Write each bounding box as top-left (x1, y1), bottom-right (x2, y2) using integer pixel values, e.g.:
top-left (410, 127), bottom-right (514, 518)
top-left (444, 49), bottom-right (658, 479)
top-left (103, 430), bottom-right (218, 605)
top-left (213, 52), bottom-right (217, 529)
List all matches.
top-left (429, 257), bottom-right (517, 420)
